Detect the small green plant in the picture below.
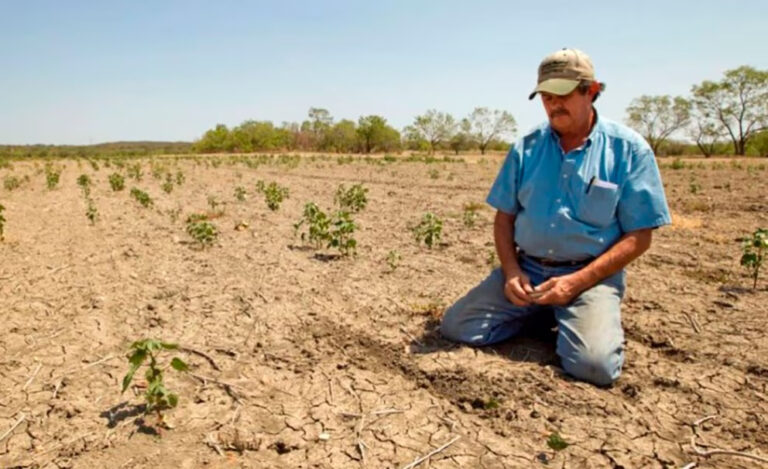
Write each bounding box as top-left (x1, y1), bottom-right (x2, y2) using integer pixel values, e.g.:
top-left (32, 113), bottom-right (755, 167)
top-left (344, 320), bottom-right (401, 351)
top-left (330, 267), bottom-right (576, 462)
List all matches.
top-left (121, 339), bottom-right (188, 426)
top-left (234, 186), bottom-right (247, 202)
top-left (161, 173), bottom-right (174, 194)
top-left (689, 179), bottom-right (701, 194)
top-left (462, 202), bottom-right (482, 228)
top-left (130, 187), bottom-right (153, 208)
top-left (428, 168), bottom-right (439, 179)
top-left (486, 249), bottom-right (499, 268)
top-left (0, 204), bottom-right (6, 240)
top-left (294, 202), bottom-right (331, 247)
top-left (85, 199), bottom-right (98, 225)
top-left (386, 250), bottom-right (401, 272)
top-left (108, 173), bottom-right (125, 191)
top-left (741, 228), bottom-right (767, 289)
top-left (45, 164), bottom-right (61, 189)
top-left (334, 183), bottom-right (368, 213)
top-left (186, 214), bottom-right (218, 247)
top-left (3, 175), bottom-right (21, 191)
top-left (328, 211), bottom-right (357, 256)
top-left (412, 212), bottom-right (443, 248)
top-left (264, 182), bottom-right (289, 211)
top-left (77, 174), bottom-right (92, 197)
top-left (127, 163), bottom-right (143, 181)
top-left (547, 432), bottom-right (569, 451)
top-left (255, 180), bottom-right (266, 193)
top-left (670, 158), bottom-right (685, 170)
top-left (175, 171), bottom-right (185, 186)
top-left (167, 206), bottom-right (182, 223)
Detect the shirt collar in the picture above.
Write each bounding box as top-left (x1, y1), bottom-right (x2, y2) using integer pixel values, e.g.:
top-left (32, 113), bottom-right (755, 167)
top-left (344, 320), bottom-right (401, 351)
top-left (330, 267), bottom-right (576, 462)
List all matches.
top-left (547, 107), bottom-right (601, 149)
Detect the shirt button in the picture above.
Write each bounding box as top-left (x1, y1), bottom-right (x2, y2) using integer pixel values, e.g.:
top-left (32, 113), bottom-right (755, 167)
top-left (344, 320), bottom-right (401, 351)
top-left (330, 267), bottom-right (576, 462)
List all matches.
top-left (548, 249), bottom-right (554, 255)
top-left (555, 198), bottom-right (561, 203)
top-left (562, 174), bottom-right (568, 179)
top-left (550, 223), bottom-right (555, 228)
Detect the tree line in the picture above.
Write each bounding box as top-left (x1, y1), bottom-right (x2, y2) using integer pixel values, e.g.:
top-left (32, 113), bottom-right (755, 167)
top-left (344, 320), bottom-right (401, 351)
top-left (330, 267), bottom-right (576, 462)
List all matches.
top-left (626, 65), bottom-right (768, 157)
top-left (194, 107), bottom-right (516, 155)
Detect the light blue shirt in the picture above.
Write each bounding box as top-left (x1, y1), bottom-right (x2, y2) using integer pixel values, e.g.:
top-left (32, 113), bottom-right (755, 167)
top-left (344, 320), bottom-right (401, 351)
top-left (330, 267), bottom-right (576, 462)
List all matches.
top-left (486, 112), bottom-right (671, 261)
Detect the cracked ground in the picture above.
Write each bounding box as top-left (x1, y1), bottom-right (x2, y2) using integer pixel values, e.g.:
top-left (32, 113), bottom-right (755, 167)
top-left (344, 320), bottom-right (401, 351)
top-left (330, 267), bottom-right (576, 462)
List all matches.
top-left (1, 155), bottom-right (767, 468)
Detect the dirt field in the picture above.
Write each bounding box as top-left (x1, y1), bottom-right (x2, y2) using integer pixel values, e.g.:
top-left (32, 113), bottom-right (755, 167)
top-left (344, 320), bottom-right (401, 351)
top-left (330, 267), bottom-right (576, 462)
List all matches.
top-left (1, 154), bottom-right (766, 468)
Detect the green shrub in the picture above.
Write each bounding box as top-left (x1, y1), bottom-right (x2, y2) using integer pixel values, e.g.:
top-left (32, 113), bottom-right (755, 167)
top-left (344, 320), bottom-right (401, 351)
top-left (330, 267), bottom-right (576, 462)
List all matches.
top-left (741, 228), bottom-right (767, 289)
top-left (3, 175), bottom-right (21, 191)
top-left (130, 187), bottom-right (153, 207)
top-left (45, 164), bottom-right (61, 189)
top-left (412, 212), bottom-right (443, 248)
top-left (334, 183), bottom-right (368, 213)
top-left (0, 204), bottom-right (5, 240)
top-left (186, 214), bottom-right (218, 247)
top-left (108, 173), bottom-right (125, 191)
top-left (264, 182), bottom-right (289, 211)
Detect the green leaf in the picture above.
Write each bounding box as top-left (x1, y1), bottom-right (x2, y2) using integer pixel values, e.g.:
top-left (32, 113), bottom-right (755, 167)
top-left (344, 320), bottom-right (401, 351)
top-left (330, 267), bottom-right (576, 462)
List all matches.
top-left (160, 342), bottom-right (179, 350)
top-left (547, 432), bottom-right (569, 451)
top-left (167, 393), bottom-right (179, 408)
top-left (127, 348), bottom-right (147, 367)
top-left (122, 367), bottom-right (138, 393)
top-left (170, 357), bottom-right (189, 372)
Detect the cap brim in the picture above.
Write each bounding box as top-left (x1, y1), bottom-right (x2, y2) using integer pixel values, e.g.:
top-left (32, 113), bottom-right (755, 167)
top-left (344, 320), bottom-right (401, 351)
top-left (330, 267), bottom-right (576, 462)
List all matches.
top-left (528, 78), bottom-right (580, 100)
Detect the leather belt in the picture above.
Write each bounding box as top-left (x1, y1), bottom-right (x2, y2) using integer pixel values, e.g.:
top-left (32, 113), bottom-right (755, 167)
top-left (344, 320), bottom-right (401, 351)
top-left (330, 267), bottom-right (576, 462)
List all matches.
top-left (520, 252), bottom-right (593, 267)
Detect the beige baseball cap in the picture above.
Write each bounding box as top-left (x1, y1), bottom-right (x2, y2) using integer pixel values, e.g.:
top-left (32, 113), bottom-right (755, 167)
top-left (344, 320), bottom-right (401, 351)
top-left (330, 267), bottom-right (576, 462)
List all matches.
top-left (528, 48), bottom-right (599, 100)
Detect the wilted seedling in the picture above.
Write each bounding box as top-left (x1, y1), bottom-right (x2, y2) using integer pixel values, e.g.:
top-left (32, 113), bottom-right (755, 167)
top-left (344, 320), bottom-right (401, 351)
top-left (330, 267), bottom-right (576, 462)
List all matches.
top-left (264, 182), bottom-right (289, 211)
top-left (161, 173), bottom-right (174, 194)
top-left (130, 188), bottom-right (153, 208)
top-left (44, 164), bottom-right (61, 189)
top-left (234, 186), bottom-right (247, 202)
top-left (386, 250), bottom-right (401, 272)
top-left (186, 214), bottom-right (218, 247)
top-left (412, 212), bottom-right (443, 249)
top-left (0, 204), bottom-right (5, 241)
top-left (462, 202), bottom-right (482, 228)
top-left (255, 180), bottom-right (266, 193)
top-left (3, 175), bottom-right (21, 191)
top-left (122, 339), bottom-right (189, 428)
top-left (127, 163), bottom-right (143, 181)
top-left (547, 432), bottom-right (569, 451)
top-left (108, 173), bottom-right (125, 191)
top-left (77, 174), bottom-right (92, 197)
top-left (334, 183), bottom-right (368, 213)
top-left (689, 179), bottom-right (701, 194)
top-left (741, 228), bottom-right (767, 289)
top-left (85, 199), bottom-right (98, 225)
top-left (207, 195), bottom-right (220, 212)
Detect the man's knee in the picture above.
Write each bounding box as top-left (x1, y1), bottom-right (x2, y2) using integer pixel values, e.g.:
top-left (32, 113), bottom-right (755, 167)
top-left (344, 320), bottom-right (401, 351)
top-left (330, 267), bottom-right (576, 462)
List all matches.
top-left (439, 304), bottom-right (488, 345)
top-left (560, 347), bottom-right (623, 387)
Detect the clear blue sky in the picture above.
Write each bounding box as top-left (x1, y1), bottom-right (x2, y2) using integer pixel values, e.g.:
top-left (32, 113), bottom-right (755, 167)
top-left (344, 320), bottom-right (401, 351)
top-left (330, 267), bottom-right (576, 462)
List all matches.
top-left (1, 0), bottom-right (766, 145)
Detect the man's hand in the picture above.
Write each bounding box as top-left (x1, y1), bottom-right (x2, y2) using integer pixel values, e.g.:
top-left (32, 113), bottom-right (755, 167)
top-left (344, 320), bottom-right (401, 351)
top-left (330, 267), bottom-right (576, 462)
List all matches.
top-left (504, 270), bottom-right (535, 306)
top-left (531, 273), bottom-right (585, 306)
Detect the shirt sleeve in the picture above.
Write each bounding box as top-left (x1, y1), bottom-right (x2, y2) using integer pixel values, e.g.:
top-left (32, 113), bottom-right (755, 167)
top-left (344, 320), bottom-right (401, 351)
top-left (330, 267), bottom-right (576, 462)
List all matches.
top-left (617, 143), bottom-right (672, 232)
top-left (486, 144), bottom-right (521, 215)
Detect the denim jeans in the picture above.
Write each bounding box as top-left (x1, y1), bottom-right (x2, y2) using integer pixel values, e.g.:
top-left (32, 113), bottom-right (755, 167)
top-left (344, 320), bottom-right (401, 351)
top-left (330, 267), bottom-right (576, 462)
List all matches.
top-left (440, 255), bottom-right (625, 386)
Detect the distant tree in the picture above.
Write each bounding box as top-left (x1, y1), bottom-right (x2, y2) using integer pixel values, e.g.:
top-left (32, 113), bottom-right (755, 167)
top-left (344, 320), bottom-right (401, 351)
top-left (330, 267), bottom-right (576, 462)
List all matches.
top-left (687, 117), bottom-right (726, 158)
top-left (467, 108), bottom-right (516, 155)
top-left (625, 95), bottom-right (691, 155)
top-left (691, 66), bottom-right (768, 155)
top-left (325, 119), bottom-right (358, 153)
top-left (748, 130), bottom-right (768, 157)
top-left (356, 116), bottom-right (401, 153)
top-left (448, 119), bottom-right (473, 155)
top-left (195, 124), bottom-right (232, 153)
top-left (412, 110), bottom-right (456, 154)
top-left (402, 125), bottom-right (429, 151)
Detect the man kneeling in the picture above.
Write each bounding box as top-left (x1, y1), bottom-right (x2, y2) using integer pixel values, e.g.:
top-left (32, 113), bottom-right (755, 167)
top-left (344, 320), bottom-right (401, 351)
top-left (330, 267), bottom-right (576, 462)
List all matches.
top-left (440, 48), bottom-right (671, 387)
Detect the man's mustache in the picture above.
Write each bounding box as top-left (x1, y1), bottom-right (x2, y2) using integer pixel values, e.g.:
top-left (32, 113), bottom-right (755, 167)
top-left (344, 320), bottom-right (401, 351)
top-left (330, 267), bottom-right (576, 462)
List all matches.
top-left (551, 109), bottom-right (570, 117)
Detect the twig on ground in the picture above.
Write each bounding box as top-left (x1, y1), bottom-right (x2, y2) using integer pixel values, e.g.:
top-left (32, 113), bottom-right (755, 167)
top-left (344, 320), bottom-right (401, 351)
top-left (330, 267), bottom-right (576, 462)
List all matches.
top-left (23, 363), bottom-right (42, 391)
top-left (205, 433), bottom-right (225, 456)
top-left (681, 311), bottom-right (702, 334)
top-left (693, 415), bottom-right (716, 426)
top-left (680, 463), bottom-right (697, 469)
top-left (82, 354), bottom-right (115, 369)
top-left (401, 436), bottom-right (461, 469)
top-left (190, 373), bottom-right (243, 404)
top-left (400, 325), bottom-right (425, 347)
top-left (181, 347), bottom-right (221, 371)
top-left (0, 413), bottom-right (26, 443)
top-left (690, 434), bottom-right (768, 463)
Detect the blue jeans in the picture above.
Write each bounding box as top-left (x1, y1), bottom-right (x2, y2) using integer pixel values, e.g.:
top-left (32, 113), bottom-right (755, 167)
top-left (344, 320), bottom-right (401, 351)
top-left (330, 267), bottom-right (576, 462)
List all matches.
top-left (440, 255), bottom-right (625, 386)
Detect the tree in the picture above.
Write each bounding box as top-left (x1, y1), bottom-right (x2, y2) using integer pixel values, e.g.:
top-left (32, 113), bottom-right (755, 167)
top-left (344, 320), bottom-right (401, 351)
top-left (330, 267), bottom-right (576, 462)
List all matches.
top-left (467, 108), bottom-right (517, 155)
top-left (195, 124), bottom-right (232, 153)
top-left (412, 110), bottom-right (456, 154)
top-left (687, 116), bottom-right (725, 158)
top-left (691, 66), bottom-right (768, 155)
top-left (356, 115), bottom-right (401, 153)
top-left (625, 95), bottom-right (691, 155)
top-left (448, 119), bottom-right (473, 155)
top-left (325, 119), bottom-right (358, 153)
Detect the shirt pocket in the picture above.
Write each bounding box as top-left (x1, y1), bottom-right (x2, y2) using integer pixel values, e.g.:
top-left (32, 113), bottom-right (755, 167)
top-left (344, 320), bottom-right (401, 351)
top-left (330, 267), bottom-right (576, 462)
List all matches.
top-left (571, 178), bottom-right (620, 227)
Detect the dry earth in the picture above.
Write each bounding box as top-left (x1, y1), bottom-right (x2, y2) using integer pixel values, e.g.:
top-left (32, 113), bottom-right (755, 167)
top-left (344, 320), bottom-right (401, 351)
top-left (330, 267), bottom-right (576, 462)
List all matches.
top-left (0, 154), bottom-right (766, 468)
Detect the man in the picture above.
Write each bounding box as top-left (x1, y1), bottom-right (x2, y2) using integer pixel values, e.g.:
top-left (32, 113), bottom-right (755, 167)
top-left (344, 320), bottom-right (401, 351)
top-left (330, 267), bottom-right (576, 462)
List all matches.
top-left (440, 48), bottom-right (671, 387)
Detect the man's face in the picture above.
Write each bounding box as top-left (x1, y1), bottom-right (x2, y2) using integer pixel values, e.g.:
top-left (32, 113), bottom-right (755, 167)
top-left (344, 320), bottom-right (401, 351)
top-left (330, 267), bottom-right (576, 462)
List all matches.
top-left (540, 87), bottom-right (594, 135)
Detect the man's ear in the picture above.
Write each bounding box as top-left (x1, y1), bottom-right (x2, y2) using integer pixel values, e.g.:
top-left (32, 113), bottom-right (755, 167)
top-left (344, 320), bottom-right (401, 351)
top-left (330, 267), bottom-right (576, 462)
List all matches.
top-left (588, 81), bottom-right (601, 97)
